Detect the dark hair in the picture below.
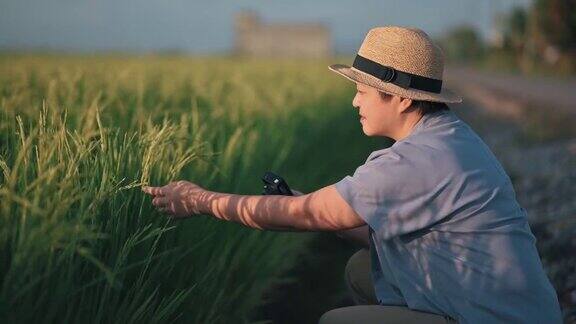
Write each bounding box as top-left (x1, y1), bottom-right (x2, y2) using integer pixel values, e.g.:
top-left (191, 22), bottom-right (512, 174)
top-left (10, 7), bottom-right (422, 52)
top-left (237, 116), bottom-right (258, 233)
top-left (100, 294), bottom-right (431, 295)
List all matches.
top-left (379, 91), bottom-right (450, 115)
top-left (410, 99), bottom-right (450, 115)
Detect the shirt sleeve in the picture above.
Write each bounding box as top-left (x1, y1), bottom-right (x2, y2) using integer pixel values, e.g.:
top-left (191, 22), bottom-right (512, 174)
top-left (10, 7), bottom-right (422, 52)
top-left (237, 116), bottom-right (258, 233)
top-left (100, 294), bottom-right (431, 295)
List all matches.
top-left (334, 148), bottom-right (452, 240)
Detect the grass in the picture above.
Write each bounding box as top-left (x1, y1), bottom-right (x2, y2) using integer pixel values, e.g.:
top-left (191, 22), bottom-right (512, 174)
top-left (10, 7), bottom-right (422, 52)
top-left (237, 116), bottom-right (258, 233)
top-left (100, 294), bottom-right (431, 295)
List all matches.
top-left (0, 54), bottom-right (388, 323)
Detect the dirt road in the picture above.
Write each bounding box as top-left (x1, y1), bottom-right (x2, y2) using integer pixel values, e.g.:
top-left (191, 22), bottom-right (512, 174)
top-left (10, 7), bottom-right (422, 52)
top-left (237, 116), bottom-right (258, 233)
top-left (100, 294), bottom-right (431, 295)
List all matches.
top-left (446, 66), bottom-right (576, 113)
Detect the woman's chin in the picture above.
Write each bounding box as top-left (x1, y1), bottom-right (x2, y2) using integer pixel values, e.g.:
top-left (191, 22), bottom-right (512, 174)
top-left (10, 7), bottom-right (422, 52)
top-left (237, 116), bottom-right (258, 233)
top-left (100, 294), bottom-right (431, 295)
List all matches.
top-left (360, 119), bottom-right (373, 136)
top-left (361, 126), bottom-right (373, 136)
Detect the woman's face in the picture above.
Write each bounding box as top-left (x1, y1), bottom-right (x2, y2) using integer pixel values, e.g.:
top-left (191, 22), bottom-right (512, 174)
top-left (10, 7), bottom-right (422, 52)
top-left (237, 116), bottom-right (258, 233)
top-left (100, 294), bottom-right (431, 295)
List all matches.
top-left (352, 83), bottom-right (399, 137)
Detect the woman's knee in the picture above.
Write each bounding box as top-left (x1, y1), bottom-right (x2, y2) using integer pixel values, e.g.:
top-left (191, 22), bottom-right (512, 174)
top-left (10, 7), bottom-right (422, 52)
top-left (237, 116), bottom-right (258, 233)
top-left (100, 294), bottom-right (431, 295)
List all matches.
top-left (345, 249), bottom-right (370, 281)
top-left (319, 307), bottom-right (351, 324)
top-left (344, 248), bottom-right (378, 305)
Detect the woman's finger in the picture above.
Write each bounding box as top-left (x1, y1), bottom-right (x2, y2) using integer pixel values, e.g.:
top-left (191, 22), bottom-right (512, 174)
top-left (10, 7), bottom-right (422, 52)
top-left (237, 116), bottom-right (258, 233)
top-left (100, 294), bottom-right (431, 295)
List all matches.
top-left (143, 186), bottom-right (165, 196)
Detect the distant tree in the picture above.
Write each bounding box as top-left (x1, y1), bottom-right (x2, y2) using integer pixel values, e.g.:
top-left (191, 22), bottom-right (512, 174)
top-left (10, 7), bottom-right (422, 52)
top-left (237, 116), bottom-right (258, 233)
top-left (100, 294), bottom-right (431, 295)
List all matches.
top-left (503, 6), bottom-right (528, 54)
top-left (440, 25), bottom-right (485, 62)
top-left (532, 0), bottom-right (576, 53)
top-left (490, 0), bottom-right (575, 73)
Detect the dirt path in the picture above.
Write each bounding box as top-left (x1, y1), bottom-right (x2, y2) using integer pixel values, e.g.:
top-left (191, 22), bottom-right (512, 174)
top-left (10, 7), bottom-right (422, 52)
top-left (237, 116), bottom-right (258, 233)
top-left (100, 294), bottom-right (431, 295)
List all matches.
top-left (446, 66), bottom-right (576, 114)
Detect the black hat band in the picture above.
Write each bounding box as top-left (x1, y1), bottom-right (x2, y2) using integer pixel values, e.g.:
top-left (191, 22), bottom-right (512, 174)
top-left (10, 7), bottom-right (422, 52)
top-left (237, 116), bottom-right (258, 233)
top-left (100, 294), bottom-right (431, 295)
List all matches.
top-left (352, 55), bottom-right (443, 94)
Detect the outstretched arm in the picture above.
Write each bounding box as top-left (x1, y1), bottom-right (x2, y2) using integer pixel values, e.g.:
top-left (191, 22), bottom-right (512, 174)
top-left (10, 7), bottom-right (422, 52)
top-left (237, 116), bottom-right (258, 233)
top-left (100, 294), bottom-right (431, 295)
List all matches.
top-left (142, 181), bottom-right (366, 233)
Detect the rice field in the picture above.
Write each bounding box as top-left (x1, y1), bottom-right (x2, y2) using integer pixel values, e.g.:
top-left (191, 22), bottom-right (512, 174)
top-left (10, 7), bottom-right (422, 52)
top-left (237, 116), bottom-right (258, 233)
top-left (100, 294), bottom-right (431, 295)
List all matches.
top-left (0, 54), bottom-right (388, 323)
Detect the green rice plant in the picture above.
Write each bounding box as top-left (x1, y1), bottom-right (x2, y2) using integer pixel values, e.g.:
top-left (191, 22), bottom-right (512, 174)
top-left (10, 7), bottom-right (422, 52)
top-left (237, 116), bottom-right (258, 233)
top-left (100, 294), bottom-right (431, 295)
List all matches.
top-left (0, 54), bottom-right (383, 323)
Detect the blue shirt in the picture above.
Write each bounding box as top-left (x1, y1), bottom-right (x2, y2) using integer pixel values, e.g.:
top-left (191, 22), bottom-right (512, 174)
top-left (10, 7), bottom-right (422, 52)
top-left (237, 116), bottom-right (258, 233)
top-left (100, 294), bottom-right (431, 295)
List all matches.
top-left (335, 110), bottom-right (562, 323)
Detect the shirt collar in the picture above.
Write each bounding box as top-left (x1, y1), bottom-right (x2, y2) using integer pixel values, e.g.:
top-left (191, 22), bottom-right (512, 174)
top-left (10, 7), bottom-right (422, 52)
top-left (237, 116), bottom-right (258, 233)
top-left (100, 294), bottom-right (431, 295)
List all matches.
top-left (405, 109), bottom-right (452, 140)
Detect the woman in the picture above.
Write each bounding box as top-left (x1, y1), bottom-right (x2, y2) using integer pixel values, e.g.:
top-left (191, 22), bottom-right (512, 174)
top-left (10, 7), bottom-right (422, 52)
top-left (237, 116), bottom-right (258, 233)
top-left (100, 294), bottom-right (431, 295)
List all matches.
top-left (143, 26), bottom-right (562, 323)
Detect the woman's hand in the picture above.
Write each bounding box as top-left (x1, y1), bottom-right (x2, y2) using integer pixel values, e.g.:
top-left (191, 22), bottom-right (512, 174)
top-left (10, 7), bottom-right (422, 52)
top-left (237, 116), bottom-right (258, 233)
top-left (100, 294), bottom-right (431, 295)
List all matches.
top-left (142, 180), bottom-right (206, 218)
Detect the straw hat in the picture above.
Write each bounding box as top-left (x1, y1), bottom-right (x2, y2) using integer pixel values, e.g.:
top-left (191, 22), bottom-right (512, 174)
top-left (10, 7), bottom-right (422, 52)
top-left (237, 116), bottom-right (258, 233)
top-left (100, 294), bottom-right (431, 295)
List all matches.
top-left (329, 26), bottom-right (462, 104)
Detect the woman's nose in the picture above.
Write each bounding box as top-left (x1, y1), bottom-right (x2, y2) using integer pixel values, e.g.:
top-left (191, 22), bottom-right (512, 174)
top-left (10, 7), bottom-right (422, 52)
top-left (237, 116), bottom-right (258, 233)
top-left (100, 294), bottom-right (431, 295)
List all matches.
top-left (352, 93), bottom-right (360, 108)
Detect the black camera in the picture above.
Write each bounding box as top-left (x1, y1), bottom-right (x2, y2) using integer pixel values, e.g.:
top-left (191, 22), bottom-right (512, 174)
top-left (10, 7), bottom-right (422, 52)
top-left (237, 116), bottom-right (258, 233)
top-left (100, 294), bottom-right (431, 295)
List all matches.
top-left (261, 171), bottom-right (293, 196)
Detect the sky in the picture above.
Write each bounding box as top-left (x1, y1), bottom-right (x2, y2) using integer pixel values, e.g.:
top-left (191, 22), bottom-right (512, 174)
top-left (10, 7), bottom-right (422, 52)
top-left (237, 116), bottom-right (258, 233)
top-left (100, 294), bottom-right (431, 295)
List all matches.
top-left (0, 0), bottom-right (533, 54)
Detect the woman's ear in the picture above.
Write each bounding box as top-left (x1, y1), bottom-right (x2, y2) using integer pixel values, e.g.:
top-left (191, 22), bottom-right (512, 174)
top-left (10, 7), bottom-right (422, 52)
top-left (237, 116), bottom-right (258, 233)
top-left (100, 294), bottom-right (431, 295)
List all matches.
top-left (398, 97), bottom-right (413, 113)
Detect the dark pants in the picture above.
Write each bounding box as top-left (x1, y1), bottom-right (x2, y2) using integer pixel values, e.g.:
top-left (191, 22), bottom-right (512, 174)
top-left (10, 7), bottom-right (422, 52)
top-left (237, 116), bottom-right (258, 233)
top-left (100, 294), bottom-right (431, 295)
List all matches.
top-left (319, 249), bottom-right (455, 324)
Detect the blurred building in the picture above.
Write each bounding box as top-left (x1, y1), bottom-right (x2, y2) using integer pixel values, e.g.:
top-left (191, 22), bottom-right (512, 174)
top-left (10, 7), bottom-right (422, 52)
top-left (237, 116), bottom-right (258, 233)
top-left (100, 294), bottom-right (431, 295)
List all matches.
top-left (234, 11), bottom-right (331, 58)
